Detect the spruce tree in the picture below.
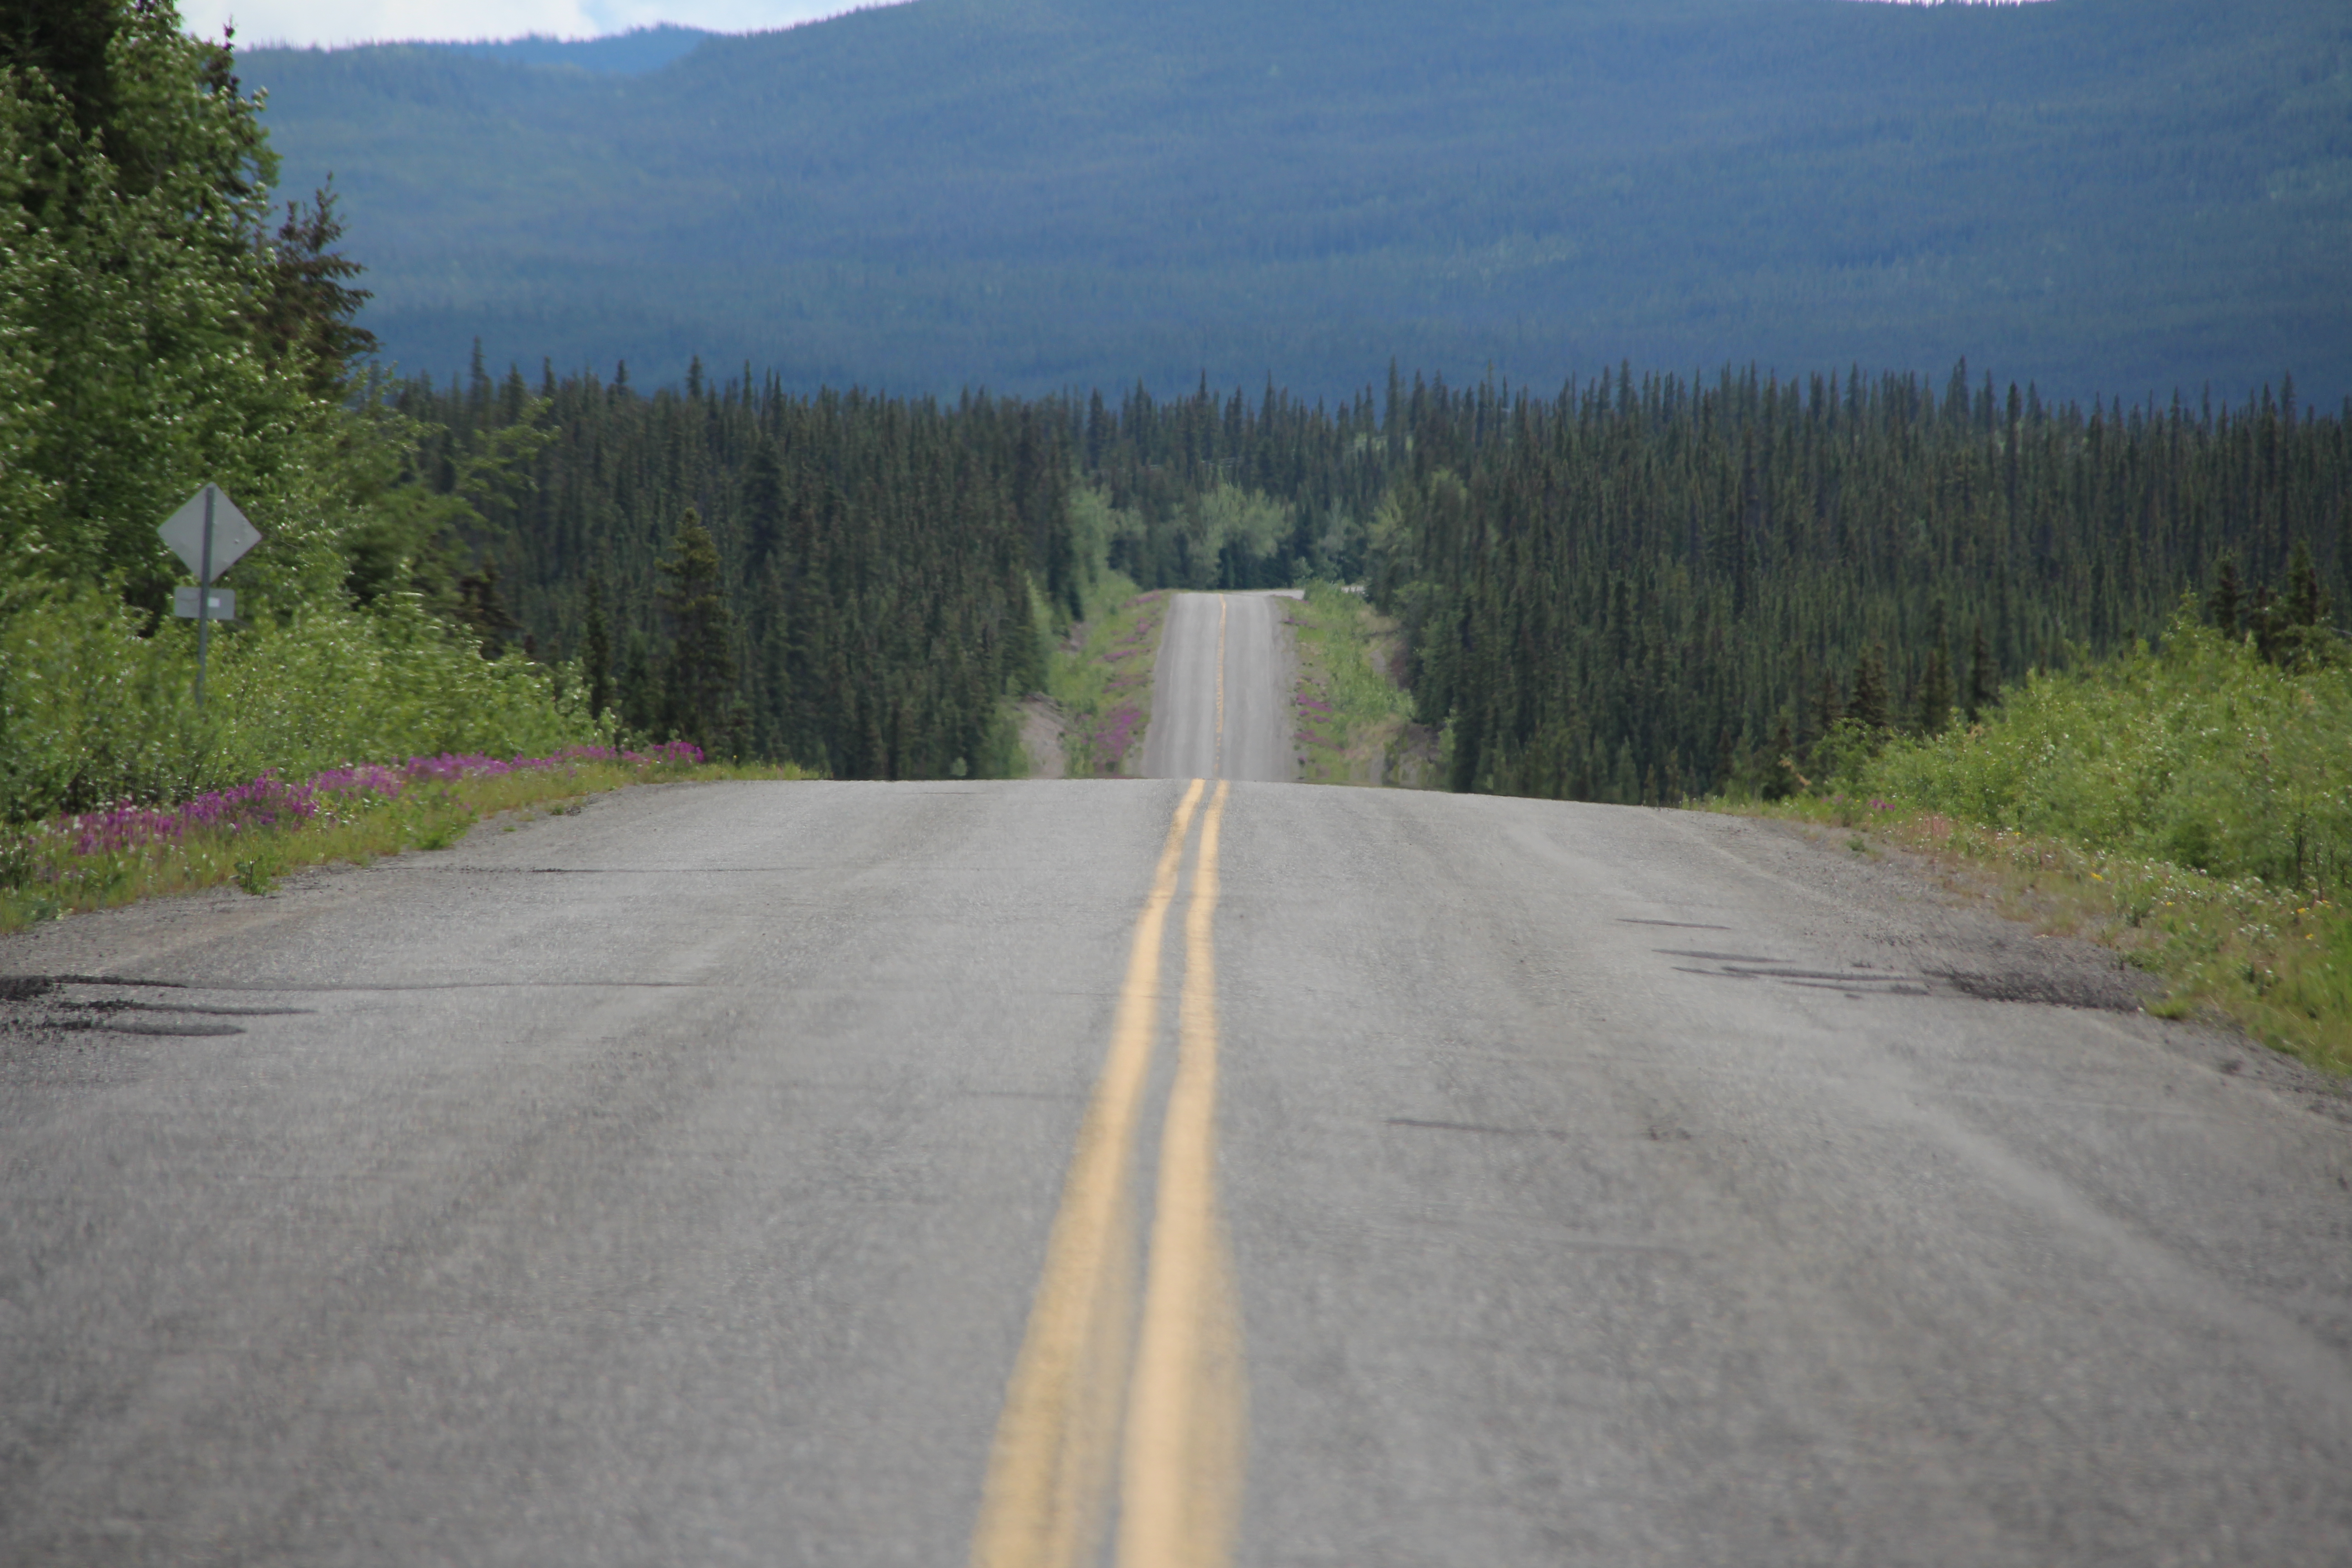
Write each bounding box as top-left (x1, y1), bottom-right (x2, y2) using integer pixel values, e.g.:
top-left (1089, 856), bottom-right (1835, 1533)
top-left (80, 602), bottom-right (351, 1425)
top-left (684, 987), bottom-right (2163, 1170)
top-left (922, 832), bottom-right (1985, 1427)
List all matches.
top-left (454, 560), bottom-right (521, 657)
top-left (2286, 539), bottom-right (2328, 630)
top-left (2276, 539), bottom-right (2338, 669)
top-left (2247, 586), bottom-right (2284, 666)
top-left (1965, 623), bottom-right (1999, 722)
top-left (583, 572), bottom-right (613, 722)
top-left (2208, 552), bottom-right (2244, 637)
top-left (1849, 642), bottom-right (1891, 733)
top-left (1811, 669), bottom-right (1844, 749)
top-left (1761, 713), bottom-right (1795, 800)
top-left (1917, 604), bottom-right (1955, 734)
top-left (1917, 642), bottom-right (1954, 735)
top-left (657, 507), bottom-right (740, 757)
top-left (618, 630), bottom-right (656, 739)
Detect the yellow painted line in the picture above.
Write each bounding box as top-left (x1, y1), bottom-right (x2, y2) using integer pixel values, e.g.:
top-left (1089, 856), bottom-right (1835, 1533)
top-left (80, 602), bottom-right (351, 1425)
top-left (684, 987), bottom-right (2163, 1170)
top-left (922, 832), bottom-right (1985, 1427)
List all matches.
top-left (1118, 778), bottom-right (1245, 1568)
top-left (969, 779), bottom-right (1206, 1568)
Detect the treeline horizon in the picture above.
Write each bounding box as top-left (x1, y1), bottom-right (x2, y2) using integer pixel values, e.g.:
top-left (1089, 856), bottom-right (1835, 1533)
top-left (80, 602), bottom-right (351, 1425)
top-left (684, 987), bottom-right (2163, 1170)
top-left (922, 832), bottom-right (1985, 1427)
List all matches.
top-left (400, 352), bottom-right (2348, 796)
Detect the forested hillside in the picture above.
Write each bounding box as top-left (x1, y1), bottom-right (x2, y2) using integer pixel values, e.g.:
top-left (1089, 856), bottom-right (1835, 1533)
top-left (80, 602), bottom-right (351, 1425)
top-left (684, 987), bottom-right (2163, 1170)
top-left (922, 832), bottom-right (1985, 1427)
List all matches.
top-left (392, 359), bottom-right (1070, 779)
top-left (1065, 364), bottom-right (2350, 800)
top-left (241, 0), bottom-right (2352, 403)
top-left (1363, 367), bottom-right (2351, 800)
top-left (404, 343), bottom-right (2347, 799)
top-left (438, 25), bottom-right (710, 74)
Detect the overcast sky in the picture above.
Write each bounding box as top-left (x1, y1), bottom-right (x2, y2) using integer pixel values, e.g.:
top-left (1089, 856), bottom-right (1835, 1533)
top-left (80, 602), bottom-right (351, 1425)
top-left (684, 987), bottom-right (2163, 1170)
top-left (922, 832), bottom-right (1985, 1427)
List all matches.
top-left (181, 0), bottom-right (894, 49)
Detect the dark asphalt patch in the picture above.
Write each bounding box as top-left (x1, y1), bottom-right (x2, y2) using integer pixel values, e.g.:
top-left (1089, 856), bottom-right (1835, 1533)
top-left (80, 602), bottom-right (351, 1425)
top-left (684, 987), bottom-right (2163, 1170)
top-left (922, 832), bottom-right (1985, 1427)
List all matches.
top-left (1928, 967), bottom-right (2147, 1012)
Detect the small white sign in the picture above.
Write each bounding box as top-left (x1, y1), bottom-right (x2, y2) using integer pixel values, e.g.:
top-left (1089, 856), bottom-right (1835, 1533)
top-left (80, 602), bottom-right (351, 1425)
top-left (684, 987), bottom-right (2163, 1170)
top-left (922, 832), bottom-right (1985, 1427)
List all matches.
top-left (158, 485), bottom-right (261, 581)
top-left (173, 587), bottom-right (235, 620)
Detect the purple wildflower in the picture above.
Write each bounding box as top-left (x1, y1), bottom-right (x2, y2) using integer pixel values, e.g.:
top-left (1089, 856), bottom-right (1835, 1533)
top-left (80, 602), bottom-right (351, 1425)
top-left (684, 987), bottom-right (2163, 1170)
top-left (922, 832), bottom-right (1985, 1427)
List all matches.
top-left (39, 741), bottom-right (703, 860)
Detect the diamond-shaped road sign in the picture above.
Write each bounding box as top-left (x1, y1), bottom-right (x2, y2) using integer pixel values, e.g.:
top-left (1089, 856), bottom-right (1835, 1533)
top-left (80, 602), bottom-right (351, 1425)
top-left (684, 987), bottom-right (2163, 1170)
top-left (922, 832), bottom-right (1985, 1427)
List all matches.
top-left (157, 484), bottom-right (260, 583)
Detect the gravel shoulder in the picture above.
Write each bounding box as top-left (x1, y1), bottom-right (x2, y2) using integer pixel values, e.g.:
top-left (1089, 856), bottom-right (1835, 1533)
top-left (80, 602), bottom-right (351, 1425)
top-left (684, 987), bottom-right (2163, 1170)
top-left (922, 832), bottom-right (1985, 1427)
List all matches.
top-left (1688, 810), bottom-right (2352, 1121)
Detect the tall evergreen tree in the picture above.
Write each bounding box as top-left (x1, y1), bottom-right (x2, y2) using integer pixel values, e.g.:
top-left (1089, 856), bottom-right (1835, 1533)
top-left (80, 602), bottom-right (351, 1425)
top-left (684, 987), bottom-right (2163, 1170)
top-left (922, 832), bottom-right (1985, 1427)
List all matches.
top-left (1761, 713), bottom-right (1796, 800)
top-left (1849, 643), bottom-right (1891, 734)
top-left (1917, 603), bottom-right (1955, 734)
top-left (656, 507), bottom-right (740, 757)
top-left (1917, 642), bottom-right (1954, 735)
top-left (1965, 623), bottom-right (1999, 723)
top-left (2286, 539), bottom-right (2328, 631)
top-left (583, 571), bottom-right (613, 722)
top-left (2208, 552), bottom-right (2244, 638)
top-left (1811, 667), bottom-right (1845, 750)
top-left (453, 560), bottom-right (521, 657)
top-left (618, 629), bottom-right (656, 738)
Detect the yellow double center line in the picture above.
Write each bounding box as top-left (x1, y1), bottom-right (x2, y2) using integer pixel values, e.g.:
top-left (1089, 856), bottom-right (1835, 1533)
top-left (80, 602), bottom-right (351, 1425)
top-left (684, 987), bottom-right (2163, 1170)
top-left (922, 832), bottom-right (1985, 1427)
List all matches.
top-left (970, 777), bottom-right (1245, 1568)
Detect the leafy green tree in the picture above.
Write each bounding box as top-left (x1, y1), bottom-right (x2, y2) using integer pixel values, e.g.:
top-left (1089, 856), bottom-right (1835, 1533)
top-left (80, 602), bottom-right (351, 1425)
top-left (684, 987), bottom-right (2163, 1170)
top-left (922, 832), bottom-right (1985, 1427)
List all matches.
top-left (0, 0), bottom-right (367, 611)
top-left (0, 1), bottom-right (596, 823)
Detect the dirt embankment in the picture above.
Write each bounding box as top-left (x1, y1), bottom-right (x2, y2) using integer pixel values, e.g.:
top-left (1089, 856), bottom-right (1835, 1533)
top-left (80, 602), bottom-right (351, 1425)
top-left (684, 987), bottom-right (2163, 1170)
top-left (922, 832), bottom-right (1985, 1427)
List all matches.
top-left (1017, 696), bottom-right (1067, 779)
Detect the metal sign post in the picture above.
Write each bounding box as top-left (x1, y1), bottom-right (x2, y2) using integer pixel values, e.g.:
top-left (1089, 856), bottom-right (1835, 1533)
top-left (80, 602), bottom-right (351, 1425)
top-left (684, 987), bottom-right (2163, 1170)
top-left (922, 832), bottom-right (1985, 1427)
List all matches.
top-left (157, 485), bottom-right (261, 710)
top-left (195, 486), bottom-right (215, 707)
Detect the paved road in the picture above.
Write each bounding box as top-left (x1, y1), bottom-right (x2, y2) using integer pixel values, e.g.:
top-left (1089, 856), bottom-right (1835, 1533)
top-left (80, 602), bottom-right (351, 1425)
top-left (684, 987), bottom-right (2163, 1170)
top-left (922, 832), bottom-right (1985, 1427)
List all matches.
top-left (1138, 591), bottom-right (1296, 782)
top-left (4, 692), bottom-right (2351, 1566)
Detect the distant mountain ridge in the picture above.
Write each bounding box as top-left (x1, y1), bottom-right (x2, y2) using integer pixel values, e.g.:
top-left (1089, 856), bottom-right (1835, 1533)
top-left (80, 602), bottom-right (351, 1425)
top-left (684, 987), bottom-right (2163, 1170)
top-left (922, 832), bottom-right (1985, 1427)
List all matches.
top-left (437, 25), bottom-right (713, 75)
top-left (241, 0), bottom-right (2352, 402)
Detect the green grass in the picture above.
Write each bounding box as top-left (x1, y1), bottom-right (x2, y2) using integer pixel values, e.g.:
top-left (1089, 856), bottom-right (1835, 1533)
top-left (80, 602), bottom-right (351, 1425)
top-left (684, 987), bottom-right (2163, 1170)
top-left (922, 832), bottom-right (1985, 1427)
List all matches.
top-left (1714, 616), bottom-right (2352, 1075)
top-left (0, 758), bottom-right (813, 935)
top-left (1045, 573), bottom-right (1164, 778)
top-left (1284, 583), bottom-right (1435, 787)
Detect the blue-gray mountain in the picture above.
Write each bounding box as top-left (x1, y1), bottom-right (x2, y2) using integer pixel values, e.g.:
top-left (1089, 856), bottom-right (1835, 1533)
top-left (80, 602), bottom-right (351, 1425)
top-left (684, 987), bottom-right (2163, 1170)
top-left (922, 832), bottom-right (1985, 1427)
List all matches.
top-left (243, 0), bottom-right (2351, 402)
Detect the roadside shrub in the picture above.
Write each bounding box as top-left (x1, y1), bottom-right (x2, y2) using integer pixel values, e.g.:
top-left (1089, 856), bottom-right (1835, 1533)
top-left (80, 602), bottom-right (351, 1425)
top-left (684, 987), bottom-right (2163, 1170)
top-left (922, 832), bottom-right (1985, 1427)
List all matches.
top-left (0, 584), bottom-right (597, 823)
top-left (1866, 615), bottom-right (2352, 896)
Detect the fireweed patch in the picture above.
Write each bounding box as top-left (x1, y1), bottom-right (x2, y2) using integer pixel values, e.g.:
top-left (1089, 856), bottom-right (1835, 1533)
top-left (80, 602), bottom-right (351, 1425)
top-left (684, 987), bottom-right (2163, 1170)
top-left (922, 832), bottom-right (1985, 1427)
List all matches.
top-left (0, 743), bottom-right (809, 931)
top-left (1048, 578), bottom-right (1167, 777)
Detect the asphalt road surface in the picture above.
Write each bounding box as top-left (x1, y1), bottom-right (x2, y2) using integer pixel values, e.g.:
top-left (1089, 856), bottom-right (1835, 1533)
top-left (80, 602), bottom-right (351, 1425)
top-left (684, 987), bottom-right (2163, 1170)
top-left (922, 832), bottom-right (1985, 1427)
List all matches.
top-left (4, 609), bottom-right (2350, 1566)
top-left (1137, 591), bottom-right (1296, 782)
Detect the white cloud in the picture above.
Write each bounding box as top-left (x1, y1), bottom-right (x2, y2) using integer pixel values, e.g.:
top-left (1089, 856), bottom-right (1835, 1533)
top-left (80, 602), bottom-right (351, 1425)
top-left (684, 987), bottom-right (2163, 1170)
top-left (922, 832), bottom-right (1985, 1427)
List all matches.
top-left (182, 0), bottom-right (889, 49)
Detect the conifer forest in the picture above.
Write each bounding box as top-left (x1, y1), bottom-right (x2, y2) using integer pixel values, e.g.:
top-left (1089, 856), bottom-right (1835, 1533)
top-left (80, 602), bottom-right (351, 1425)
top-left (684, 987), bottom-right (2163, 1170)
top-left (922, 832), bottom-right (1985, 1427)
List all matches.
top-left (403, 357), bottom-right (2349, 796)
top-left (392, 360), bottom-right (1068, 780)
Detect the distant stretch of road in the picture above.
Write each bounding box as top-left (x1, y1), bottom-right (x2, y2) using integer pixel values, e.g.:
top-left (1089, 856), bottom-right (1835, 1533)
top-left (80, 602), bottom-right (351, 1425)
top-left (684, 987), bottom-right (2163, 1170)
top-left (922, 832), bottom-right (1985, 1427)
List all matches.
top-left (2, 595), bottom-right (2348, 1566)
top-left (1138, 590), bottom-right (1296, 782)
